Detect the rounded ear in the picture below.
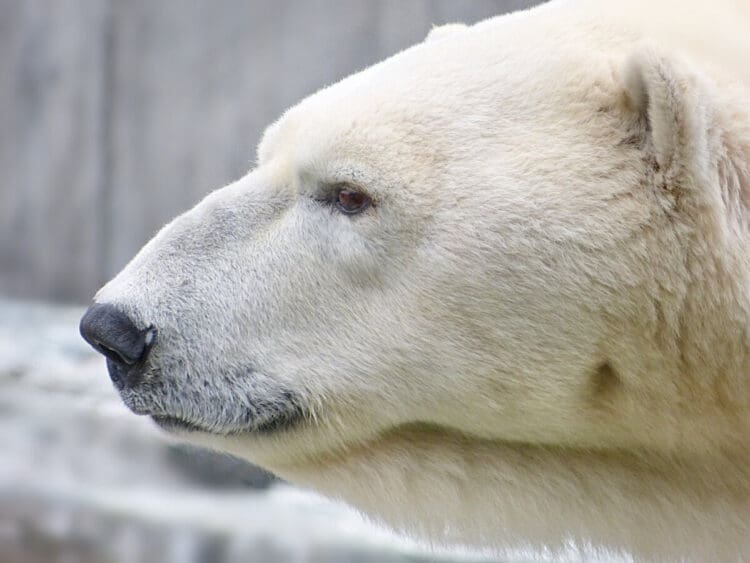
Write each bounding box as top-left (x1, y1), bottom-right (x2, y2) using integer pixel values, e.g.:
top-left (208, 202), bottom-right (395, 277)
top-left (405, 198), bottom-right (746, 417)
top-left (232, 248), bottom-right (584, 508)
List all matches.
top-left (425, 23), bottom-right (468, 43)
top-left (620, 45), bottom-right (735, 220)
top-left (622, 46), bottom-right (712, 179)
top-left (622, 46), bottom-right (750, 234)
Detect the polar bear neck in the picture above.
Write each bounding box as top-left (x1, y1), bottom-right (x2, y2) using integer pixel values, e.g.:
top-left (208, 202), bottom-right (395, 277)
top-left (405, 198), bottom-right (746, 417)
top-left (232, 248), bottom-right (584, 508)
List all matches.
top-left (275, 424), bottom-right (750, 560)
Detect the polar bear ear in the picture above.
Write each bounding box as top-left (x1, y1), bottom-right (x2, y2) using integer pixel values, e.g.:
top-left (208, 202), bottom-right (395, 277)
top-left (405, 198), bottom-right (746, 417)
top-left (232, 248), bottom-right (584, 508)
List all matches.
top-left (622, 47), bottom-right (713, 181)
top-left (425, 23), bottom-right (468, 43)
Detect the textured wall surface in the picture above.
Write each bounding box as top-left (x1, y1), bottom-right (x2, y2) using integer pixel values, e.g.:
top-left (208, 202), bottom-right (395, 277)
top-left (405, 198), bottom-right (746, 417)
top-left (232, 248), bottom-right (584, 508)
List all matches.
top-left (0, 0), bottom-right (542, 303)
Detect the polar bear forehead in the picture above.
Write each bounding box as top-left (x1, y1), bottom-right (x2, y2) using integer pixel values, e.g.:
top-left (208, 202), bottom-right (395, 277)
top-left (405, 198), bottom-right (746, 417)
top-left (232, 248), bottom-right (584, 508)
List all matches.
top-left (256, 17), bottom-right (614, 173)
top-left (258, 0), bottom-right (750, 169)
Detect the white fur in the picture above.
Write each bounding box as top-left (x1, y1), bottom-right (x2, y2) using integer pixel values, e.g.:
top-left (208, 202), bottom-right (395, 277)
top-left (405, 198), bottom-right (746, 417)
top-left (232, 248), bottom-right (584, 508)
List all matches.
top-left (94, 0), bottom-right (750, 559)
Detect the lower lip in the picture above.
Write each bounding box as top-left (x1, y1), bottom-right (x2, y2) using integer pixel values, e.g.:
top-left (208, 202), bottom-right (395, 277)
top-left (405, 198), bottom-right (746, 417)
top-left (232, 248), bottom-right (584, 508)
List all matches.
top-left (149, 409), bottom-right (305, 435)
top-left (151, 415), bottom-right (207, 433)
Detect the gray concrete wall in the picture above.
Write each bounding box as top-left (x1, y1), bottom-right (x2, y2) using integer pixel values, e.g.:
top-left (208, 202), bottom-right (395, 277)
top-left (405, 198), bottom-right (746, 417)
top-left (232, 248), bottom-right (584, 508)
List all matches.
top-left (0, 0), bottom-right (541, 303)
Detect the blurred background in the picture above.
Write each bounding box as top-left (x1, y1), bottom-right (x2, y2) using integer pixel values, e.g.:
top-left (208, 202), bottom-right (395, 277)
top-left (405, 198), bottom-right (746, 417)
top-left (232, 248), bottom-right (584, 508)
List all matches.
top-left (0, 2), bottom-right (544, 562)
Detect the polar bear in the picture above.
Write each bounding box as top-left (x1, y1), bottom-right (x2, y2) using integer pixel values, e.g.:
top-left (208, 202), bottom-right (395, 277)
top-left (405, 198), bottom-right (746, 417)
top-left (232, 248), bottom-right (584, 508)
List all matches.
top-left (80, 0), bottom-right (750, 559)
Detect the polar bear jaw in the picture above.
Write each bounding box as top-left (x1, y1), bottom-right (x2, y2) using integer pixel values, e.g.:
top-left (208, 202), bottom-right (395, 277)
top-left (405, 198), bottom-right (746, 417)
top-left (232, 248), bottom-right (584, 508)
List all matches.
top-left (87, 0), bottom-right (750, 557)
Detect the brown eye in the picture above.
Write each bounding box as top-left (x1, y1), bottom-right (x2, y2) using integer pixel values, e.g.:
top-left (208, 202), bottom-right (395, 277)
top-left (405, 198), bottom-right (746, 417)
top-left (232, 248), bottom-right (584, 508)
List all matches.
top-left (335, 188), bottom-right (371, 215)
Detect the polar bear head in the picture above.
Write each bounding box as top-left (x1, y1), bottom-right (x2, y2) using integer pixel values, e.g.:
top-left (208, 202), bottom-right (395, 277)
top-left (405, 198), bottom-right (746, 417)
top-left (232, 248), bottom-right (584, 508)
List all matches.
top-left (80, 2), bottom-right (750, 558)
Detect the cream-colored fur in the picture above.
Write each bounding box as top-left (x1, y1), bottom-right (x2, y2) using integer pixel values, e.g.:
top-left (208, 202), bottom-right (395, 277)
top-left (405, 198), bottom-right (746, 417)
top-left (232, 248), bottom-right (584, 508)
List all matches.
top-left (93, 0), bottom-right (750, 559)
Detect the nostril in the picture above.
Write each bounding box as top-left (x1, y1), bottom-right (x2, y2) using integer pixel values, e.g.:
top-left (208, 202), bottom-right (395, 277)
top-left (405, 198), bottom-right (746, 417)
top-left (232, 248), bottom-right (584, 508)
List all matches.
top-left (79, 303), bottom-right (155, 369)
top-left (95, 341), bottom-right (136, 366)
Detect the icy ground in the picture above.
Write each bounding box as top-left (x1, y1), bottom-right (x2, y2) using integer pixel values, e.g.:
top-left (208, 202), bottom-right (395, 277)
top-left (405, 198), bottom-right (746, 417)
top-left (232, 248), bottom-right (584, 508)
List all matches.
top-left (0, 299), bottom-right (525, 563)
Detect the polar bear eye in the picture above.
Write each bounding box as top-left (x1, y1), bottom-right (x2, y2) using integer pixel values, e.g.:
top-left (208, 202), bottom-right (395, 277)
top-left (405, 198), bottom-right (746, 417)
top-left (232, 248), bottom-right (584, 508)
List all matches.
top-left (335, 186), bottom-right (371, 215)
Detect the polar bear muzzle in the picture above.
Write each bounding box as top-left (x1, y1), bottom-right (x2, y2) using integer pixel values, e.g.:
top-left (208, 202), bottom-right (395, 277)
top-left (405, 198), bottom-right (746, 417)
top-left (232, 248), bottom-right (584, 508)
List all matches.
top-left (79, 300), bottom-right (306, 436)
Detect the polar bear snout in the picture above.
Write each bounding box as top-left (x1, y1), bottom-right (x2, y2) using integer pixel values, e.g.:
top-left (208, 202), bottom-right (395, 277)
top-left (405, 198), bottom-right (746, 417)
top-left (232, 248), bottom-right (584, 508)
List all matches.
top-left (79, 302), bottom-right (156, 389)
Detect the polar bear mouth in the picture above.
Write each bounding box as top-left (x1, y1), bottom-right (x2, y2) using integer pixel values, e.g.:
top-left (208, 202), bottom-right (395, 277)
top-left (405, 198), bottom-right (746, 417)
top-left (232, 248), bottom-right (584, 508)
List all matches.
top-left (110, 358), bottom-right (309, 436)
top-left (147, 401), bottom-right (307, 436)
top-left (116, 378), bottom-right (308, 436)
top-left (151, 415), bottom-right (209, 433)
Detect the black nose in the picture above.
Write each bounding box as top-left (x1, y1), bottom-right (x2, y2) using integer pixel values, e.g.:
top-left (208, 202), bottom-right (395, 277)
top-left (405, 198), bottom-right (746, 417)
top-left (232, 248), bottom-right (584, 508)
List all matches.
top-left (79, 303), bottom-right (155, 369)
